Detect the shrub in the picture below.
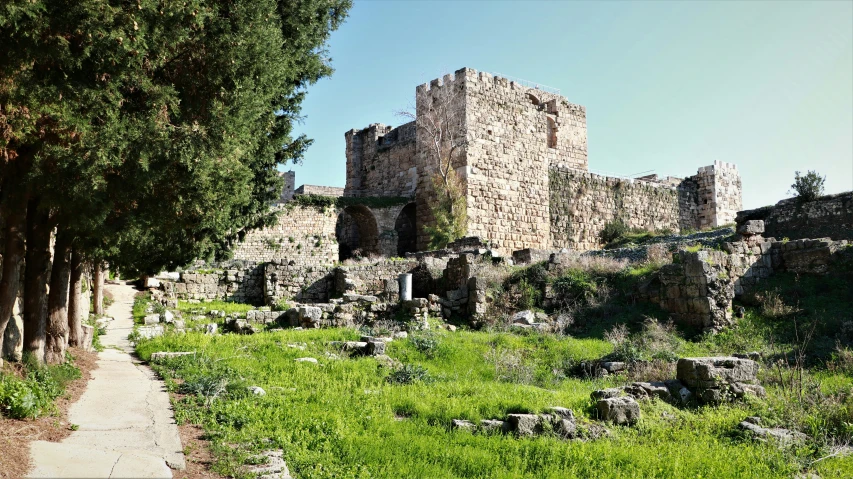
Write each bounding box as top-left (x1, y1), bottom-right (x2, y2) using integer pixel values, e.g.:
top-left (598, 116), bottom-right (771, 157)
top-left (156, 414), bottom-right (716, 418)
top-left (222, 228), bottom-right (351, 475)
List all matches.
top-left (551, 269), bottom-right (598, 309)
top-left (386, 364), bottom-right (431, 385)
top-left (484, 347), bottom-right (534, 384)
top-left (760, 290), bottom-right (796, 318)
top-left (790, 170), bottom-right (825, 202)
top-left (0, 358), bottom-right (81, 419)
top-left (410, 334), bottom-right (440, 358)
top-left (599, 220), bottom-right (628, 245)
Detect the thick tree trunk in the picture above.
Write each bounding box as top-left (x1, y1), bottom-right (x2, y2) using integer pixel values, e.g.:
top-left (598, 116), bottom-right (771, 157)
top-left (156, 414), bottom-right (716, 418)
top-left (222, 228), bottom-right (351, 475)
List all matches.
top-left (67, 248), bottom-right (84, 348)
top-left (45, 231), bottom-right (72, 364)
top-left (0, 201), bottom-right (26, 358)
top-left (23, 199), bottom-right (52, 363)
top-left (93, 262), bottom-right (105, 315)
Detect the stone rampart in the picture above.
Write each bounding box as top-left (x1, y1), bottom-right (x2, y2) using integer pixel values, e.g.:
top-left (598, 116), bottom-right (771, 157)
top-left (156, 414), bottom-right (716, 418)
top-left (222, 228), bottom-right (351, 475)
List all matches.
top-left (345, 122), bottom-right (418, 198)
top-left (295, 185), bottom-right (345, 197)
top-left (549, 166), bottom-right (681, 251)
top-left (695, 161), bottom-right (742, 229)
top-left (736, 191), bottom-right (853, 242)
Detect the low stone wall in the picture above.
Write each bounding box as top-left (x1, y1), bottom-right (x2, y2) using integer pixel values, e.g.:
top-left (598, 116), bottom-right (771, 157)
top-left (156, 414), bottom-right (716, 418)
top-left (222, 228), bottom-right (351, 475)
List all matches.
top-left (334, 261), bottom-right (418, 301)
top-left (736, 192), bottom-right (853, 242)
top-left (263, 263), bottom-right (336, 304)
top-left (172, 266), bottom-right (265, 305)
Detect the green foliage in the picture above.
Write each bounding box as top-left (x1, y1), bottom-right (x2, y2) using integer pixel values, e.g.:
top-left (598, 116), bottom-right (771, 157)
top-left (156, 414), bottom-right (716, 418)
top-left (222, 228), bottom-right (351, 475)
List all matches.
top-left (424, 171), bottom-right (468, 250)
top-left (0, 0), bottom-right (352, 277)
top-left (273, 298), bottom-right (293, 312)
top-left (551, 269), bottom-right (599, 307)
top-left (598, 220), bottom-right (628, 245)
top-left (287, 194), bottom-right (410, 211)
top-left (0, 354), bottom-right (81, 419)
top-left (133, 325), bottom-right (853, 478)
top-left (176, 300), bottom-right (255, 316)
top-left (791, 170), bottom-right (826, 202)
top-left (386, 364), bottom-right (432, 385)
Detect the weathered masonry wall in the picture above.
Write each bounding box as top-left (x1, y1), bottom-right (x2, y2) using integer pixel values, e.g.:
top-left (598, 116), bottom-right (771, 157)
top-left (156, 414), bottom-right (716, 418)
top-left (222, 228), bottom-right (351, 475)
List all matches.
top-left (695, 161), bottom-right (742, 229)
top-left (231, 205), bottom-right (338, 265)
top-left (345, 122), bottom-right (418, 198)
top-left (736, 192), bottom-right (853, 242)
top-left (640, 222), bottom-right (851, 331)
top-left (296, 185), bottom-right (345, 197)
top-left (279, 170), bottom-right (296, 203)
top-left (173, 267), bottom-right (265, 305)
top-left (549, 167), bottom-right (681, 251)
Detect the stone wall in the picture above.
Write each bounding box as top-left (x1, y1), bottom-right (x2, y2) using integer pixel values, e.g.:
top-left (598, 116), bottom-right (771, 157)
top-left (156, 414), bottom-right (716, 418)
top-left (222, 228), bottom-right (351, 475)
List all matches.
top-left (279, 170), bottom-right (296, 203)
top-left (736, 191), bottom-right (853, 242)
top-left (549, 167), bottom-right (681, 251)
top-left (295, 185), bottom-right (345, 197)
top-left (231, 204), bottom-right (339, 265)
top-left (263, 263), bottom-right (336, 304)
top-left (344, 122), bottom-right (418, 198)
top-left (642, 221), bottom-right (850, 331)
top-left (173, 266), bottom-right (265, 304)
top-left (411, 68), bottom-right (589, 254)
top-left (695, 161), bottom-right (742, 229)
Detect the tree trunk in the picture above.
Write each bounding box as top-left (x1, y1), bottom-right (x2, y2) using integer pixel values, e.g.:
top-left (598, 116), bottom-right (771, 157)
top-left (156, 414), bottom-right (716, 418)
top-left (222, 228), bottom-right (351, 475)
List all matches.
top-left (45, 231), bottom-right (72, 364)
top-left (67, 247), bottom-right (84, 348)
top-left (23, 199), bottom-right (52, 363)
top-left (93, 262), bottom-right (105, 315)
top-left (0, 200), bottom-right (26, 358)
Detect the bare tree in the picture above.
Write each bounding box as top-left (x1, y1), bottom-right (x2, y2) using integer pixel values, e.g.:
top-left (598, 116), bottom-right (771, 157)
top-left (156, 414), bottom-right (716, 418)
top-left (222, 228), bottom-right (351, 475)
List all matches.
top-left (396, 77), bottom-right (469, 248)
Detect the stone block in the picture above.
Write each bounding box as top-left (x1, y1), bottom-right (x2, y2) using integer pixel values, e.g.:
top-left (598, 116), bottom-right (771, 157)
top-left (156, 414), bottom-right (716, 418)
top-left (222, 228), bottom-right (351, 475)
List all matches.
top-left (595, 397), bottom-right (640, 425)
top-left (676, 357), bottom-right (759, 389)
top-left (737, 220), bottom-right (764, 236)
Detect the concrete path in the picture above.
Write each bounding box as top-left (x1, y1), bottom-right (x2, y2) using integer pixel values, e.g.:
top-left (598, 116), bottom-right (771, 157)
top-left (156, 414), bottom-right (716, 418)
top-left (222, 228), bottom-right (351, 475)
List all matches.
top-left (28, 281), bottom-right (185, 478)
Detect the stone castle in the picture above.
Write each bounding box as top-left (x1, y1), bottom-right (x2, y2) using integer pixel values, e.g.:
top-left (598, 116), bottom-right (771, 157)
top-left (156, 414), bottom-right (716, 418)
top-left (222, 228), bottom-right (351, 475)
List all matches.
top-left (234, 68), bottom-right (742, 263)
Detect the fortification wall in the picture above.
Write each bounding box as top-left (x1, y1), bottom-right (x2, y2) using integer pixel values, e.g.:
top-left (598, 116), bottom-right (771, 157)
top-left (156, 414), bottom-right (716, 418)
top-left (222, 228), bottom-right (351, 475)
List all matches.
top-left (736, 191), bottom-right (853, 241)
top-left (296, 185), bottom-right (345, 197)
top-left (695, 161), bottom-right (742, 228)
top-left (279, 171), bottom-right (296, 203)
top-left (344, 122), bottom-right (418, 198)
top-left (231, 204), bottom-right (339, 265)
top-left (549, 167), bottom-right (681, 250)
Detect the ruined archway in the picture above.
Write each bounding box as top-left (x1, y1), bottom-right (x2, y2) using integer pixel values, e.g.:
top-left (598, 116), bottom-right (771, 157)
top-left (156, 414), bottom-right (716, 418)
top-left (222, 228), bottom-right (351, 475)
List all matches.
top-left (335, 205), bottom-right (380, 261)
top-left (394, 203), bottom-right (417, 257)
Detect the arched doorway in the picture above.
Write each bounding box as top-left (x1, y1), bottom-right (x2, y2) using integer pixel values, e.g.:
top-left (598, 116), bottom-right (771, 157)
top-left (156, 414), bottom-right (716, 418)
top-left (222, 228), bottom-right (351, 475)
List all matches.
top-left (335, 205), bottom-right (379, 261)
top-left (394, 203), bottom-right (417, 257)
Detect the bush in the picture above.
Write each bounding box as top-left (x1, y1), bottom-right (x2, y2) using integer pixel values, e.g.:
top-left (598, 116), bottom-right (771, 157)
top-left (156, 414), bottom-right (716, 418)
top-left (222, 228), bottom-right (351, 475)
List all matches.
top-left (599, 220), bottom-right (628, 245)
top-left (551, 269), bottom-right (598, 309)
top-left (410, 334), bottom-right (440, 358)
top-left (386, 364), bottom-right (431, 385)
top-left (0, 357), bottom-right (81, 419)
top-left (790, 170), bottom-right (825, 202)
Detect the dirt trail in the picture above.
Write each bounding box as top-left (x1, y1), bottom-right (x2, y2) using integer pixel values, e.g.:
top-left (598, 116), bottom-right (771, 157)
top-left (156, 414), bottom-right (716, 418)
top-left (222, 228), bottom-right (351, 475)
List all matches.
top-left (28, 280), bottom-right (185, 478)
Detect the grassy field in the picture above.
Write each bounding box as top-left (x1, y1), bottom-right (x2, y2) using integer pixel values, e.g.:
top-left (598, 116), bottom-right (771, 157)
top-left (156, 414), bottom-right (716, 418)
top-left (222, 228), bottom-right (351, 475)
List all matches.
top-left (133, 259), bottom-right (853, 479)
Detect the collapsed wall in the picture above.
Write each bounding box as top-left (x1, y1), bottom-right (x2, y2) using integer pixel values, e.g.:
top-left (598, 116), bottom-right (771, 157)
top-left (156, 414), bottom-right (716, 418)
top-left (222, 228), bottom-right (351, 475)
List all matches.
top-left (640, 221), bottom-right (850, 331)
top-left (736, 191), bottom-right (853, 242)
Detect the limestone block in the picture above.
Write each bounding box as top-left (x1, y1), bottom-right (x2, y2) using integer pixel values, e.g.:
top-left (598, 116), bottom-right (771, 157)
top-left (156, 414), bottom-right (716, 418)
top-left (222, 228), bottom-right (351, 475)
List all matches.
top-left (595, 397), bottom-right (640, 425)
top-left (676, 357), bottom-right (759, 389)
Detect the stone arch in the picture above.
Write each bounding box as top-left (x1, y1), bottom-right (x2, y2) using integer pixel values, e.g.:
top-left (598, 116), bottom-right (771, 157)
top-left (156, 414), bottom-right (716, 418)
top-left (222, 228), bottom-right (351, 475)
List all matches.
top-left (394, 203), bottom-right (417, 257)
top-left (335, 205), bottom-right (380, 261)
top-left (527, 92), bottom-right (541, 106)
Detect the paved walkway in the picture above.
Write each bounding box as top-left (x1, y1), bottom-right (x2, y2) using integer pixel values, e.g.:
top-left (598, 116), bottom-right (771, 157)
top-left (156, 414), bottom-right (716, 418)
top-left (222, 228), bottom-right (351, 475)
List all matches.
top-left (29, 281), bottom-right (185, 478)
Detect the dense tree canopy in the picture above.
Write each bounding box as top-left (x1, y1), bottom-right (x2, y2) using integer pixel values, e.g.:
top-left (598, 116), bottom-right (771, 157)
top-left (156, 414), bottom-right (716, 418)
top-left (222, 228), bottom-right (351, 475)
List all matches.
top-left (0, 0), bottom-right (350, 362)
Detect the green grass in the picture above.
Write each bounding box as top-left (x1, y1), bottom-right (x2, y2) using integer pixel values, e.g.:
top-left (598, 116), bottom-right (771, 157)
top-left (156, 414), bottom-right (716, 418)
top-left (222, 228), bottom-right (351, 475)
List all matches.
top-left (0, 352), bottom-right (81, 419)
top-left (133, 261), bottom-right (853, 478)
top-left (176, 300), bottom-right (255, 316)
top-left (137, 323), bottom-right (853, 478)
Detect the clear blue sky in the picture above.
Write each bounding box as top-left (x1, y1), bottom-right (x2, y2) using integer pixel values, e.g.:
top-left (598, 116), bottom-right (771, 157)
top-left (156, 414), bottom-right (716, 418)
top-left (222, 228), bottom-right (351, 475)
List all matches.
top-left (288, 0), bottom-right (853, 210)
